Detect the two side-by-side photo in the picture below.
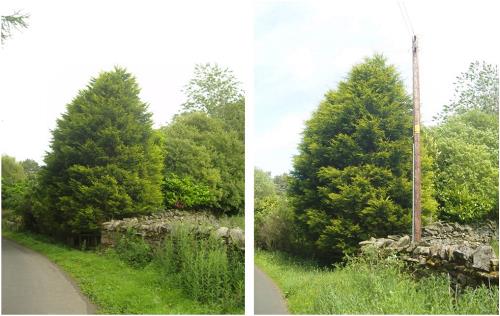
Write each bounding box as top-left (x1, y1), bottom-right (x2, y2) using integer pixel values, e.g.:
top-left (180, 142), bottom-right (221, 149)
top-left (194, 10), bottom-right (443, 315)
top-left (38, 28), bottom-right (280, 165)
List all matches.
top-left (1, 0), bottom-right (499, 315)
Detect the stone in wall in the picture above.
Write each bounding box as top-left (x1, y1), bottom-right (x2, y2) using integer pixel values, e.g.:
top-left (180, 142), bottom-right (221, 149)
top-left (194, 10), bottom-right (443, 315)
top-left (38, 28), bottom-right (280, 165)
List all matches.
top-left (359, 220), bottom-right (499, 286)
top-left (101, 210), bottom-right (245, 250)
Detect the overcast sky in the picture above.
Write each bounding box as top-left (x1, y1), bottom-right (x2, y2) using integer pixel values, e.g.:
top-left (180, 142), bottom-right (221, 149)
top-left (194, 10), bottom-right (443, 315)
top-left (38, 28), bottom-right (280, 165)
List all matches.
top-left (0, 0), bottom-right (250, 164)
top-left (255, 0), bottom-right (500, 176)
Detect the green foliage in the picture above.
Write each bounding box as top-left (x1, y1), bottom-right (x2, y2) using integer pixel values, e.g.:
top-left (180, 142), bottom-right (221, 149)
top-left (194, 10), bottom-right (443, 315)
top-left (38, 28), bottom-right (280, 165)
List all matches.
top-left (36, 67), bottom-right (163, 236)
top-left (3, 230), bottom-right (225, 314)
top-left (1, 155), bottom-right (26, 184)
top-left (162, 173), bottom-right (215, 209)
top-left (428, 110), bottom-right (498, 222)
top-left (254, 168), bottom-right (277, 211)
top-left (115, 231), bottom-right (153, 268)
top-left (256, 250), bottom-right (499, 315)
top-left (438, 61), bottom-right (498, 120)
top-left (1, 11), bottom-right (29, 45)
top-left (255, 195), bottom-right (298, 252)
top-left (273, 173), bottom-right (290, 196)
top-left (289, 55), bottom-right (436, 261)
top-left (159, 63), bottom-right (244, 215)
top-left (181, 63), bottom-right (243, 117)
top-left (254, 168), bottom-right (298, 252)
top-left (161, 112), bottom-right (244, 214)
top-left (20, 159), bottom-right (40, 179)
top-left (159, 223), bottom-right (244, 311)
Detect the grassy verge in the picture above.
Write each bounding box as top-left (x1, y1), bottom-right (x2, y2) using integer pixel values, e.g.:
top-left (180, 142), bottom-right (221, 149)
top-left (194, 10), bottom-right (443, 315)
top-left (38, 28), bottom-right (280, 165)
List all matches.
top-left (3, 230), bottom-right (242, 314)
top-left (255, 250), bottom-right (498, 314)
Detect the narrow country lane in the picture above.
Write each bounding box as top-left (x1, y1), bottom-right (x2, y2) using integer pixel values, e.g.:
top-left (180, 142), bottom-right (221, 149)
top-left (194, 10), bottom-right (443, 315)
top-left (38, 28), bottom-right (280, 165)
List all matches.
top-left (1, 238), bottom-right (95, 314)
top-left (254, 265), bottom-right (288, 315)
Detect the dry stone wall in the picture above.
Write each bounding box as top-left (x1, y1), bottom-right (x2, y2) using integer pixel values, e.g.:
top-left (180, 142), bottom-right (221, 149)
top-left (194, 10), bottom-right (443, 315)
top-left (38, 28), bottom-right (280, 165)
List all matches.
top-left (359, 221), bottom-right (498, 286)
top-left (101, 210), bottom-right (244, 249)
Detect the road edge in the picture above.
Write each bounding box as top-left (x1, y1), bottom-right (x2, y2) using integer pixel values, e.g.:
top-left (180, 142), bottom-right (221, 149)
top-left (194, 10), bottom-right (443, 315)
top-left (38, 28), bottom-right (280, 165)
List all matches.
top-left (2, 237), bottom-right (98, 314)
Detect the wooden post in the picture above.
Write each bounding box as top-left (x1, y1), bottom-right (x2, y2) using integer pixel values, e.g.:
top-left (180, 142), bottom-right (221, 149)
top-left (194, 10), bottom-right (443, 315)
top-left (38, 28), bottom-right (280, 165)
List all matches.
top-left (412, 35), bottom-right (422, 242)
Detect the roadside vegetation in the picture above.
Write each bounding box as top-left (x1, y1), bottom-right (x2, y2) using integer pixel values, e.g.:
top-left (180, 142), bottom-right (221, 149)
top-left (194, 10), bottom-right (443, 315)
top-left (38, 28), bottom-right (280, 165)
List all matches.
top-left (1, 63), bottom-right (244, 313)
top-left (256, 250), bottom-right (498, 314)
top-left (255, 57), bottom-right (498, 314)
top-left (3, 230), bottom-right (243, 314)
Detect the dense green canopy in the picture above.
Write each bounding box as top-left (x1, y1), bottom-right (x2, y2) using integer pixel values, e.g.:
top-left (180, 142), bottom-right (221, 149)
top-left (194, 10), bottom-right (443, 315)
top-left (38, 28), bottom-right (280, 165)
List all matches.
top-left (289, 55), bottom-right (436, 261)
top-left (36, 67), bottom-right (163, 236)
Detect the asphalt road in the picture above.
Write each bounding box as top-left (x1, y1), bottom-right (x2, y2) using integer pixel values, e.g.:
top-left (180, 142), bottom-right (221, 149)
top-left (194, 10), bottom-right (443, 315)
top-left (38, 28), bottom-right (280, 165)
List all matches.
top-left (1, 238), bottom-right (95, 314)
top-left (254, 266), bottom-right (288, 315)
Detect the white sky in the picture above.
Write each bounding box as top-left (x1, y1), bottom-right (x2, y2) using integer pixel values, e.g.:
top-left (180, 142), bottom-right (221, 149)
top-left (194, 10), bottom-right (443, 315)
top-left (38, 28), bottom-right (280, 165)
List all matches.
top-left (255, 0), bottom-right (500, 175)
top-left (0, 0), bottom-right (250, 165)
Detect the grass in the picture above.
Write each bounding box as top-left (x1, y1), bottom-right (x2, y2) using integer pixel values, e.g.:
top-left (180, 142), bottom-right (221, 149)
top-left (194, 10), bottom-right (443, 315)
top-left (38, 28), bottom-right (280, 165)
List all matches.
top-left (159, 223), bottom-right (244, 310)
top-left (218, 214), bottom-right (245, 229)
top-left (491, 238), bottom-right (499, 257)
top-left (255, 249), bottom-right (499, 314)
top-left (3, 230), bottom-right (243, 314)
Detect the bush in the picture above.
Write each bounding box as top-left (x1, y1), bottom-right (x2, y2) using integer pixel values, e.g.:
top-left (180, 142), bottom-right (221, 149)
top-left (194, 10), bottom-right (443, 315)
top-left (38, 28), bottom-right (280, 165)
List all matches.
top-left (255, 195), bottom-right (298, 252)
top-left (159, 223), bottom-right (244, 310)
top-left (115, 231), bottom-right (153, 268)
top-left (162, 173), bottom-right (215, 209)
top-left (429, 110), bottom-right (498, 222)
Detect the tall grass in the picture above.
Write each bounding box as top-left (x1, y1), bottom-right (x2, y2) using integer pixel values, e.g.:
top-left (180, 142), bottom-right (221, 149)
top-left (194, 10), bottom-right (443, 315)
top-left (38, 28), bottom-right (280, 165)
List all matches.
top-left (256, 250), bottom-right (499, 314)
top-left (159, 223), bottom-right (244, 312)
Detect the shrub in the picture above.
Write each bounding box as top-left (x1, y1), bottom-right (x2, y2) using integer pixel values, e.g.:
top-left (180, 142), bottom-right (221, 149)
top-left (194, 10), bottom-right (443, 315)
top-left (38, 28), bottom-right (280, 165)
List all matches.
top-left (162, 173), bottom-right (215, 209)
top-left (115, 231), bottom-right (153, 268)
top-left (429, 110), bottom-right (498, 222)
top-left (159, 223), bottom-right (244, 310)
top-left (255, 195), bottom-right (298, 252)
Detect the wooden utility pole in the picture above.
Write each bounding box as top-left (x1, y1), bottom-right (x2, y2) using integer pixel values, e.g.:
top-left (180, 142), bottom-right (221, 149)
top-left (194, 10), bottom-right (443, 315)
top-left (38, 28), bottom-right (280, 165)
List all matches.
top-left (412, 35), bottom-right (422, 242)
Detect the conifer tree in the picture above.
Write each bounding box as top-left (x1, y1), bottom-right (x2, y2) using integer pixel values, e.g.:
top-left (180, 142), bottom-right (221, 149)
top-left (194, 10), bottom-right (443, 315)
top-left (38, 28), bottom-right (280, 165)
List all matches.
top-left (289, 55), bottom-right (436, 261)
top-left (36, 67), bottom-right (163, 236)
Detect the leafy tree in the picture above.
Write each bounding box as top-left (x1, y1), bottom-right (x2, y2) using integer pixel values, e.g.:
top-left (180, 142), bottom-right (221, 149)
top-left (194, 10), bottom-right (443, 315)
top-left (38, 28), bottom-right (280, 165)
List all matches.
top-left (437, 61), bottom-right (499, 120)
top-left (273, 173), bottom-right (289, 196)
top-left (20, 159), bottom-right (40, 179)
top-left (1, 155), bottom-right (26, 184)
top-left (289, 55), bottom-right (436, 261)
top-left (1, 11), bottom-right (29, 45)
top-left (161, 112), bottom-right (244, 214)
top-left (159, 63), bottom-right (244, 214)
top-left (36, 67), bottom-right (163, 236)
top-left (428, 110), bottom-right (498, 222)
top-left (254, 168), bottom-right (276, 211)
top-left (2, 155), bottom-right (27, 210)
top-left (181, 63), bottom-right (243, 116)
top-left (254, 168), bottom-right (297, 251)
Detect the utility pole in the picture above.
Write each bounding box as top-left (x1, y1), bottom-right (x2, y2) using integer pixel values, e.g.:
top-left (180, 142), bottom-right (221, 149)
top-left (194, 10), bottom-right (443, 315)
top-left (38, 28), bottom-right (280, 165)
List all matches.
top-left (412, 35), bottom-right (422, 243)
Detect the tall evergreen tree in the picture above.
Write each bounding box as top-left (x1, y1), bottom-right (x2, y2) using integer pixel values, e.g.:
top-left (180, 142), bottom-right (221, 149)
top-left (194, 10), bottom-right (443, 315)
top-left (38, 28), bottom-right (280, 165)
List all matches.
top-left (289, 55), bottom-right (436, 261)
top-left (36, 67), bottom-right (163, 236)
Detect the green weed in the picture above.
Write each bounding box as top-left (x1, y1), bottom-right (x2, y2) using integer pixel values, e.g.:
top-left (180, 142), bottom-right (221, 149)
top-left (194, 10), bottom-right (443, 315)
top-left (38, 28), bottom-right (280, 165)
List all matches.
top-left (3, 230), bottom-right (241, 314)
top-left (159, 223), bottom-right (244, 313)
top-left (255, 250), bottom-right (499, 314)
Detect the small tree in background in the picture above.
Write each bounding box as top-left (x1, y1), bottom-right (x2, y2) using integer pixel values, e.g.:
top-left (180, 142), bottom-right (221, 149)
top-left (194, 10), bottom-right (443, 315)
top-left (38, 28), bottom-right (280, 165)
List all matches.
top-left (181, 63), bottom-right (243, 116)
top-left (36, 67), bottom-right (163, 236)
top-left (289, 55), bottom-right (437, 261)
top-left (437, 61), bottom-right (498, 120)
